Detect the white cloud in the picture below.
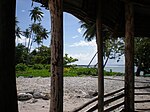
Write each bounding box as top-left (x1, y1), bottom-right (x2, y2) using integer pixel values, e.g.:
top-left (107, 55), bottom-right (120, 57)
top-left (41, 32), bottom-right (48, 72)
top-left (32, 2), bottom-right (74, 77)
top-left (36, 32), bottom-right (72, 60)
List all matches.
top-left (16, 35), bottom-right (30, 44)
top-left (70, 40), bottom-right (96, 47)
top-left (70, 53), bottom-right (90, 61)
top-left (69, 52), bottom-right (98, 65)
top-left (72, 35), bottom-right (78, 39)
top-left (77, 28), bottom-right (82, 34)
top-left (68, 41), bottom-right (98, 65)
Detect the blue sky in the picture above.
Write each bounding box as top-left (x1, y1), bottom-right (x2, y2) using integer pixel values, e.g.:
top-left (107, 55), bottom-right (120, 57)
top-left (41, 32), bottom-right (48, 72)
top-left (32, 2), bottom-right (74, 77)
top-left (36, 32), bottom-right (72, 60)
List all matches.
top-left (16, 0), bottom-right (125, 66)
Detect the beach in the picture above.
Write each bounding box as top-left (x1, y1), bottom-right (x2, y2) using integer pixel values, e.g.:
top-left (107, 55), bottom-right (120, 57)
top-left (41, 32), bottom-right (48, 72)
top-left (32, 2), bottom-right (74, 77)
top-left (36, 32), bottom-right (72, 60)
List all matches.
top-left (17, 76), bottom-right (150, 112)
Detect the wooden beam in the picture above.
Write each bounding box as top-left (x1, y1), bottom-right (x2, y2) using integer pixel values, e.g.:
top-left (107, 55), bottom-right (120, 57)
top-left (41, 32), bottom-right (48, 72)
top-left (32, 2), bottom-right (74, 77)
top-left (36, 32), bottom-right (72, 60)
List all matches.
top-left (124, 0), bottom-right (134, 111)
top-left (135, 93), bottom-right (150, 95)
top-left (48, 0), bottom-right (63, 112)
top-left (135, 100), bottom-right (150, 103)
top-left (104, 93), bottom-right (125, 106)
top-left (96, 0), bottom-right (104, 112)
top-left (0, 0), bottom-right (18, 112)
top-left (73, 87), bottom-right (124, 112)
top-left (135, 86), bottom-right (150, 89)
top-left (104, 102), bottom-right (124, 112)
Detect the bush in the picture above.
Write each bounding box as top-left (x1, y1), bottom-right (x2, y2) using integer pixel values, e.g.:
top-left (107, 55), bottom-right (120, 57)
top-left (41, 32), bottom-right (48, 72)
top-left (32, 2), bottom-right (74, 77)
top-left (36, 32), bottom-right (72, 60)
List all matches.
top-left (76, 68), bottom-right (97, 76)
top-left (32, 64), bottom-right (44, 70)
top-left (104, 70), bottom-right (124, 76)
top-left (16, 63), bottom-right (28, 71)
top-left (64, 67), bottom-right (70, 73)
top-left (44, 64), bottom-right (51, 70)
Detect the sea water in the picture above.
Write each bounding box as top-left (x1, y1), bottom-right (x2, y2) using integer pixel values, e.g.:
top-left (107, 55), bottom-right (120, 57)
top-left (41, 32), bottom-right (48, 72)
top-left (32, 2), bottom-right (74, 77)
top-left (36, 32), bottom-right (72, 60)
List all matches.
top-left (104, 66), bottom-right (137, 73)
top-left (77, 65), bottom-right (137, 73)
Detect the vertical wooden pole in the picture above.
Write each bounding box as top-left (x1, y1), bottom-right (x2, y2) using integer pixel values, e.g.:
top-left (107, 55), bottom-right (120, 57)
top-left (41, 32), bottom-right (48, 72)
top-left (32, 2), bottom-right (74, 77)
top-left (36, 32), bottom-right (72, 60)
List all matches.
top-left (125, 0), bottom-right (134, 112)
top-left (48, 0), bottom-right (63, 112)
top-left (0, 0), bottom-right (18, 112)
top-left (96, 0), bottom-right (104, 112)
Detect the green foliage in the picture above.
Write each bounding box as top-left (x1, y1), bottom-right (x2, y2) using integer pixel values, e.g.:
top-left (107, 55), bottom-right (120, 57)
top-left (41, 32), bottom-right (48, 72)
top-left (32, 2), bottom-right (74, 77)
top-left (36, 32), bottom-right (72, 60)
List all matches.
top-left (64, 68), bottom-right (77, 77)
top-left (16, 69), bottom-right (50, 77)
top-left (104, 37), bottom-right (124, 63)
top-left (64, 67), bottom-right (123, 77)
top-left (16, 66), bottom-right (123, 77)
top-left (134, 37), bottom-right (150, 69)
top-left (76, 68), bottom-right (97, 76)
top-left (16, 63), bottom-right (28, 71)
top-left (30, 45), bottom-right (51, 64)
top-left (15, 44), bottom-right (28, 64)
top-left (104, 70), bottom-right (123, 76)
top-left (30, 7), bottom-right (43, 23)
top-left (32, 64), bottom-right (44, 70)
top-left (134, 37), bottom-right (150, 75)
top-left (44, 64), bottom-right (51, 70)
top-left (63, 54), bottom-right (78, 67)
top-left (15, 17), bottom-right (22, 39)
top-left (80, 21), bottom-right (96, 41)
top-left (16, 6), bottom-right (49, 65)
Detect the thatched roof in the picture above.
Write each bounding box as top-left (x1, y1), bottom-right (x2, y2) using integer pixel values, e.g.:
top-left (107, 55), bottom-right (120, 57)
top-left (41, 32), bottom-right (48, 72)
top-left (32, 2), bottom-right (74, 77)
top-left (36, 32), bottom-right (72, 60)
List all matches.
top-left (33, 0), bottom-right (150, 37)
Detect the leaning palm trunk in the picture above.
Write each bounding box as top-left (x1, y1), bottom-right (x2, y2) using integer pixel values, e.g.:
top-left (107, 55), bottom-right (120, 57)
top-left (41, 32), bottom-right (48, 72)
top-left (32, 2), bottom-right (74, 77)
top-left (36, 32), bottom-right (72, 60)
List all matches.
top-left (26, 36), bottom-right (31, 64)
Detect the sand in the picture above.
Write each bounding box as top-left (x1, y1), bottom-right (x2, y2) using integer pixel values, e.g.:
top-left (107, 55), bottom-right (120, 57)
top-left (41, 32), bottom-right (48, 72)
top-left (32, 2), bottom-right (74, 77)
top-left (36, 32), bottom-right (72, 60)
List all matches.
top-left (17, 76), bottom-right (150, 112)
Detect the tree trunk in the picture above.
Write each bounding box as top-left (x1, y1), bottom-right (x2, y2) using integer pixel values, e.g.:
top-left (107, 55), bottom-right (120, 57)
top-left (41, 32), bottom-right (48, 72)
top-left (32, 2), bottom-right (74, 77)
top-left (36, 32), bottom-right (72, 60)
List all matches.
top-left (125, 0), bottom-right (134, 111)
top-left (104, 56), bottom-right (109, 68)
top-left (96, 0), bottom-right (104, 112)
top-left (136, 66), bottom-right (141, 76)
top-left (48, 0), bottom-right (63, 112)
top-left (0, 0), bottom-right (18, 112)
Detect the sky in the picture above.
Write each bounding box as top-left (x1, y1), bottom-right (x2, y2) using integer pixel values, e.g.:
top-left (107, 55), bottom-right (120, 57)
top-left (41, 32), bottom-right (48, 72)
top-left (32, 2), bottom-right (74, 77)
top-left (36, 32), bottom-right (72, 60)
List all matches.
top-left (16, 0), bottom-right (125, 66)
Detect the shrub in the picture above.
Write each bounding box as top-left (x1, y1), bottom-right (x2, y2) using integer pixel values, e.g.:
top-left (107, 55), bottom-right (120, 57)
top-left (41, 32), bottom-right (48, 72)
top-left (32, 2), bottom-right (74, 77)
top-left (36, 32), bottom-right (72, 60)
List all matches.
top-left (64, 68), bottom-right (77, 77)
top-left (104, 70), bottom-right (124, 76)
top-left (76, 68), bottom-right (97, 76)
top-left (32, 64), bottom-right (43, 70)
top-left (64, 67), bottom-right (70, 73)
top-left (44, 64), bottom-right (51, 70)
top-left (16, 63), bottom-right (28, 71)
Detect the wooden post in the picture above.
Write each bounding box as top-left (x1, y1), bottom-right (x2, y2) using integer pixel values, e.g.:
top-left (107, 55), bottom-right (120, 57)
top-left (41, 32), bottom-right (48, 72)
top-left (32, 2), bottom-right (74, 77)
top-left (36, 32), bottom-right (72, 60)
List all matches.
top-left (125, 0), bottom-right (134, 111)
top-left (96, 0), bottom-right (104, 112)
top-left (0, 0), bottom-right (18, 112)
top-left (48, 0), bottom-right (63, 112)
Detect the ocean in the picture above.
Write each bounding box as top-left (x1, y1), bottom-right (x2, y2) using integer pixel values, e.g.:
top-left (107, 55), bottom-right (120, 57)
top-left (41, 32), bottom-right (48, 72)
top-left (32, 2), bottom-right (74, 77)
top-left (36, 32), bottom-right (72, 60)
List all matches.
top-left (105, 66), bottom-right (138, 73)
top-left (104, 66), bottom-right (125, 73)
top-left (77, 65), bottom-right (137, 73)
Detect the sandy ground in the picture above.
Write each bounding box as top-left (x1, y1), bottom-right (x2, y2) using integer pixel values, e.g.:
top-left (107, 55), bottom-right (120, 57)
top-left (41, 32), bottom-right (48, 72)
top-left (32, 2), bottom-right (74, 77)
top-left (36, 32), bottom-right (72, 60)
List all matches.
top-left (17, 76), bottom-right (150, 112)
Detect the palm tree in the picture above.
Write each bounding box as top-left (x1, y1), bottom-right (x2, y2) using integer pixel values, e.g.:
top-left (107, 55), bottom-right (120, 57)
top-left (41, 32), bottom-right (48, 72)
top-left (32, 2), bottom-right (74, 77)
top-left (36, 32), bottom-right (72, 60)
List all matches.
top-left (24, 23), bottom-right (43, 64)
top-left (26, 6), bottom-right (49, 64)
top-left (15, 17), bottom-right (22, 43)
top-left (34, 35), bottom-right (42, 47)
top-left (29, 6), bottom-right (44, 50)
top-left (30, 23), bottom-right (43, 34)
top-left (39, 28), bottom-right (49, 45)
top-left (29, 23), bottom-right (49, 48)
top-left (30, 7), bottom-right (43, 23)
top-left (29, 23), bottom-right (43, 51)
top-left (80, 21), bottom-right (96, 41)
top-left (23, 28), bottom-right (31, 47)
top-left (15, 27), bottom-right (22, 39)
top-left (80, 21), bottom-right (124, 67)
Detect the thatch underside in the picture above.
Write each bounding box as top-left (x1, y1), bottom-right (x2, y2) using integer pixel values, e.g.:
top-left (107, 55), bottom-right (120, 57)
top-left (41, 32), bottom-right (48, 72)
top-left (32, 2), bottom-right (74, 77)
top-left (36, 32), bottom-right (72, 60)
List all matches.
top-left (33, 0), bottom-right (150, 37)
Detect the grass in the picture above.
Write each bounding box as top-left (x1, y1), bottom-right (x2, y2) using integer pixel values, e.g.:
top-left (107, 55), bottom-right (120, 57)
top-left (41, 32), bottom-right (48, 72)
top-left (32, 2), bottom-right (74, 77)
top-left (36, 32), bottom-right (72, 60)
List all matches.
top-left (16, 67), bottom-right (124, 77)
top-left (16, 68), bottom-right (50, 77)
